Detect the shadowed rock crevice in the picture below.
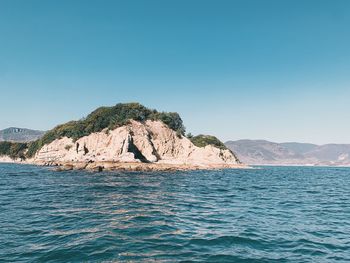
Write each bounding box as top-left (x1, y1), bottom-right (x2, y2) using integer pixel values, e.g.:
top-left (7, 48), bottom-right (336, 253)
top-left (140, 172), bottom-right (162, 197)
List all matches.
top-left (31, 119), bottom-right (242, 169)
top-left (147, 132), bottom-right (161, 161)
top-left (83, 144), bottom-right (89, 155)
top-left (127, 137), bottom-right (149, 163)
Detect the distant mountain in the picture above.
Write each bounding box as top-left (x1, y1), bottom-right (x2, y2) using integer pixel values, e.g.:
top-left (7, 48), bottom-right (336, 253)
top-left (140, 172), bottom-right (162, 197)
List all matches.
top-left (0, 127), bottom-right (45, 143)
top-left (225, 140), bottom-right (350, 166)
top-left (280, 142), bottom-right (318, 155)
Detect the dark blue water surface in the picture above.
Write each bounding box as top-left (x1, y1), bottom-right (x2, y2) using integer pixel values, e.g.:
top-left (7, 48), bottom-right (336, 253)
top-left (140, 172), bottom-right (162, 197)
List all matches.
top-left (0, 164), bottom-right (349, 262)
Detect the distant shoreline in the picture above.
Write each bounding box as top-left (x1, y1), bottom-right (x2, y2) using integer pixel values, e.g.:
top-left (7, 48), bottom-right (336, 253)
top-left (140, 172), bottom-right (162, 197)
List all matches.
top-left (249, 163), bottom-right (350, 168)
top-left (3, 158), bottom-right (350, 171)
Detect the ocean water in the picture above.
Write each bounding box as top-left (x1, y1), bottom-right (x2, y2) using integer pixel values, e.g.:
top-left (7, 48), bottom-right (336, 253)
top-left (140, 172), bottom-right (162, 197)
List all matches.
top-left (0, 164), bottom-right (349, 262)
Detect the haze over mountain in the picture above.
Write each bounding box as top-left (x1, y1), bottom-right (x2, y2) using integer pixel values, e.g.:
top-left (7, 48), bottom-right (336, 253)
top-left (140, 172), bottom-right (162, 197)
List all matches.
top-left (0, 128), bottom-right (45, 143)
top-left (225, 140), bottom-right (350, 166)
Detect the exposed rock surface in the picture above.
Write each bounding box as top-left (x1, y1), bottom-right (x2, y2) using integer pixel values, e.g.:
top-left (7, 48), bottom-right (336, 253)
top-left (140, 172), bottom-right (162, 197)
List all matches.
top-left (33, 120), bottom-right (242, 171)
top-left (0, 156), bottom-right (18, 163)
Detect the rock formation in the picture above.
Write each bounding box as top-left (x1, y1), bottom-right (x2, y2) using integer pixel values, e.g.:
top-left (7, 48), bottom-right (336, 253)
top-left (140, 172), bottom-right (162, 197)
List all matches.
top-left (0, 103), bottom-right (244, 171)
top-left (34, 120), bottom-right (241, 171)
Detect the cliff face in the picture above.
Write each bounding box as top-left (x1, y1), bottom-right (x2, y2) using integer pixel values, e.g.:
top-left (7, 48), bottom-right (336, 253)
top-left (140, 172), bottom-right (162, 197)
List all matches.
top-left (34, 120), bottom-right (241, 170)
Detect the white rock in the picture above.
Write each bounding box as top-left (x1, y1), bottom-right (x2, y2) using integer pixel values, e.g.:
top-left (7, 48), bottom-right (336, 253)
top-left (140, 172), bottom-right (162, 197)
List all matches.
top-left (33, 120), bottom-right (240, 167)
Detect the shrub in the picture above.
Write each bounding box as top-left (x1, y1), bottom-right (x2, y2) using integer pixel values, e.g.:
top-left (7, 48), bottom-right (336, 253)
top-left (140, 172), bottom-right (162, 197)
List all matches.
top-left (0, 141), bottom-right (12, 155)
top-left (0, 141), bottom-right (28, 160)
top-left (65, 145), bottom-right (73, 151)
top-left (190, 135), bottom-right (228, 150)
top-left (25, 103), bottom-right (186, 157)
top-left (26, 140), bottom-right (40, 158)
top-left (151, 112), bottom-right (185, 136)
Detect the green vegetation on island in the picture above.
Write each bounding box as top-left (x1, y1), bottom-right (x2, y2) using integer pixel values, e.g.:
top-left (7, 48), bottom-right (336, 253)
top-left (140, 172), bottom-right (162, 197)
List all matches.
top-left (1, 103), bottom-right (229, 160)
top-left (190, 135), bottom-right (228, 150)
top-left (0, 141), bottom-right (28, 160)
top-left (27, 103), bottom-right (186, 157)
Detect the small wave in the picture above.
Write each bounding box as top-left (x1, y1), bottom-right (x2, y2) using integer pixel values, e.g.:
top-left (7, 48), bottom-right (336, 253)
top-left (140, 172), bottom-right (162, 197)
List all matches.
top-left (1, 164), bottom-right (350, 262)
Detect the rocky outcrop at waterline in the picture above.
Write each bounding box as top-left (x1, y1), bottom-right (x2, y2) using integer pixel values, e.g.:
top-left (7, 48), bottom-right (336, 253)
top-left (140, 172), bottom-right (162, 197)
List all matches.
top-left (34, 120), bottom-right (242, 171)
top-left (0, 103), bottom-right (244, 171)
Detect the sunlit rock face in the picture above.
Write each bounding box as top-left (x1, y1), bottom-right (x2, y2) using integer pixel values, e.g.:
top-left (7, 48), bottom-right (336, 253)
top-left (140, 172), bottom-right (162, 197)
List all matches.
top-left (34, 120), bottom-right (240, 168)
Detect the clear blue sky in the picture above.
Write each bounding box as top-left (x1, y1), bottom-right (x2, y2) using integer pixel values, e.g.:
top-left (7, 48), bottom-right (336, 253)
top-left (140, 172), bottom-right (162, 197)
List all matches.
top-left (1, 0), bottom-right (350, 144)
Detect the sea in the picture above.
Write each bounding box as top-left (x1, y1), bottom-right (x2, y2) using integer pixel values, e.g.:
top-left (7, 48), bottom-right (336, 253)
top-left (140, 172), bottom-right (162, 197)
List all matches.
top-left (0, 164), bottom-right (349, 262)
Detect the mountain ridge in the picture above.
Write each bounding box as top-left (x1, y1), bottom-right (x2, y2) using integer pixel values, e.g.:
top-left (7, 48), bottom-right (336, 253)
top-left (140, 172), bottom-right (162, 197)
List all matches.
top-left (0, 127), bottom-right (45, 143)
top-left (225, 139), bottom-right (350, 166)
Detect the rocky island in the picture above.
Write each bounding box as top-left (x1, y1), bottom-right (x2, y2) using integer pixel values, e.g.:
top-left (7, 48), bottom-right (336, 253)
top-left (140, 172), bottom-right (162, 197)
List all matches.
top-left (0, 103), bottom-right (243, 171)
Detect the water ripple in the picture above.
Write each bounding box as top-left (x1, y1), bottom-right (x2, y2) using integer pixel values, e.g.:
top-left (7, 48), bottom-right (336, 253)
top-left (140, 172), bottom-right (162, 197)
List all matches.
top-left (0, 164), bottom-right (350, 262)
